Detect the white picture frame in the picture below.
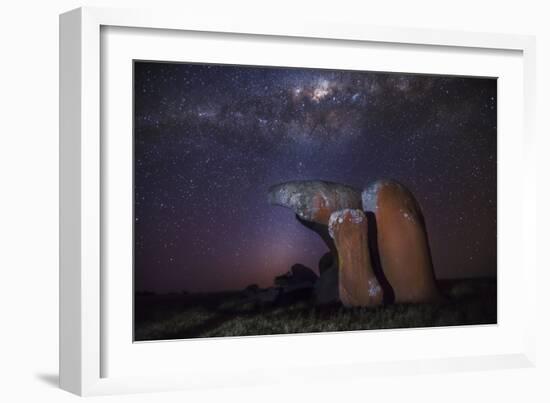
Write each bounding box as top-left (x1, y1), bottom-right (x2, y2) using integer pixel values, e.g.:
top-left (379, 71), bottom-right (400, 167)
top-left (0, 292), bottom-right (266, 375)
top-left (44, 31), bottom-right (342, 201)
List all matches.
top-left (59, 6), bottom-right (537, 396)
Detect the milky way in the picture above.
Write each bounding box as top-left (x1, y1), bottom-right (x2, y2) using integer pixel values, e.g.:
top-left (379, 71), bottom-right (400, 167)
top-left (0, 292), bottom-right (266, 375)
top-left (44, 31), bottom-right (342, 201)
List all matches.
top-left (134, 61), bottom-right (497, 293)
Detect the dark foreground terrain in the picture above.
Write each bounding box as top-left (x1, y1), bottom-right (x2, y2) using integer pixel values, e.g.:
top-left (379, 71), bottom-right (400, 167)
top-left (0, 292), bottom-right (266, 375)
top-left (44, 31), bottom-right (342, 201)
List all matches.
top-left (134, 278), bottom-right (496, 341)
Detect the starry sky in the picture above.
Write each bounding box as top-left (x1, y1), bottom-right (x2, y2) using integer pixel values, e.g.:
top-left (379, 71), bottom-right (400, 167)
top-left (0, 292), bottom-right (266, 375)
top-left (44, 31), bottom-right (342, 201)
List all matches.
top-left (134, 61), bottom-right (497, 293)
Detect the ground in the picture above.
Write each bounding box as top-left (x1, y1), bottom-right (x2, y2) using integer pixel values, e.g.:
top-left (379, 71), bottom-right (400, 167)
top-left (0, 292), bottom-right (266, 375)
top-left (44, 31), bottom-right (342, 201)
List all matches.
top-left (134, 277), bottom-right (496, 341)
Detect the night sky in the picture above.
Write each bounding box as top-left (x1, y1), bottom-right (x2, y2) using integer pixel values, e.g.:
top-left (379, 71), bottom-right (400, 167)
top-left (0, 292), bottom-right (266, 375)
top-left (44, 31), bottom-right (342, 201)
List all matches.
top-left (134, 61), bottom-right (496, 294)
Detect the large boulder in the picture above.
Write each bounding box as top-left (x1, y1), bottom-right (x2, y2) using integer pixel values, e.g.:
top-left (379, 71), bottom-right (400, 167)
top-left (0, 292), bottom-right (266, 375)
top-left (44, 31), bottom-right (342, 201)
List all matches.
top-left (362, 180), bottom-right (440, 303)
top-left (268, 180), bottom-right (362, 225)
top-left (328, 209), bottom-right (383, 307)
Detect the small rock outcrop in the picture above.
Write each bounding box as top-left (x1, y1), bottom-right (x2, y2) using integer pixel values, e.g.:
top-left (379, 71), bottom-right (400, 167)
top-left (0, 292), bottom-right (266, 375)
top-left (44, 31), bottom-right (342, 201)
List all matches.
top-left (290, 264), bottom-right (318, 284)
top-left (274, 264), bottom-right (317, 304)
top-left (275, 264), bottom-right (318, 288)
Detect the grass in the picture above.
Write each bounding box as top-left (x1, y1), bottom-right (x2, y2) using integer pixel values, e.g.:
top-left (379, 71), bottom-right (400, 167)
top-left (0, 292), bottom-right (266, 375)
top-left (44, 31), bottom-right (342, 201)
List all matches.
top-left (134, 277), bottom-right (496, 341)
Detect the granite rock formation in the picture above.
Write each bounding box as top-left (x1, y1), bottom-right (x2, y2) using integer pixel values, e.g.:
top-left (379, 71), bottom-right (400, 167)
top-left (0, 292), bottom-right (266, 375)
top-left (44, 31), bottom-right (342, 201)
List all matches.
top-left (362, 180), bottom-right (440, 303)
top-left (328, 209), bottom-right (383, 307)
top-left (267, 179), bottom-right (440, 307)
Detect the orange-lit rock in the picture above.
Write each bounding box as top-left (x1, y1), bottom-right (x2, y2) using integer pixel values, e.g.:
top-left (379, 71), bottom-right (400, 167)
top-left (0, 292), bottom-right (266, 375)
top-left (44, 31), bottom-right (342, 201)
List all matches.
top-left (362, 180), bottom-right (440, 303)
top-left (268, 180), bottom-right (362, 225)
top-left (328, 209), bottom-right (383, 307)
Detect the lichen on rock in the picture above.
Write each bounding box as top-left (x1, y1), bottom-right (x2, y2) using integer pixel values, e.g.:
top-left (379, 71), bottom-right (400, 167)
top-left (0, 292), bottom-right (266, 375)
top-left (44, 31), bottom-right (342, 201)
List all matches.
top-left (328, 208), bottom-right (365, 239)
top-left (268, 180), bottom-right (362, 225)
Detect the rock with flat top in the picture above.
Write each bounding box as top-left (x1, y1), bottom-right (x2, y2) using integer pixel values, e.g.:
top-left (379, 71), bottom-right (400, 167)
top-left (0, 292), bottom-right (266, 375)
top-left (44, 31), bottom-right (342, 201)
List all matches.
top-left (268, 180), bottom-right (362, 225)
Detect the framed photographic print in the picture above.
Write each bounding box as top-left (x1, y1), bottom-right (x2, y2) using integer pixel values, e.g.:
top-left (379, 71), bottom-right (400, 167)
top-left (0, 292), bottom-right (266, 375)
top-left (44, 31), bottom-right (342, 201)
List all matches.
top-left (60, 6), bottom-right (537, 396)
top-left (133, 60), bottom-right (497, 342)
